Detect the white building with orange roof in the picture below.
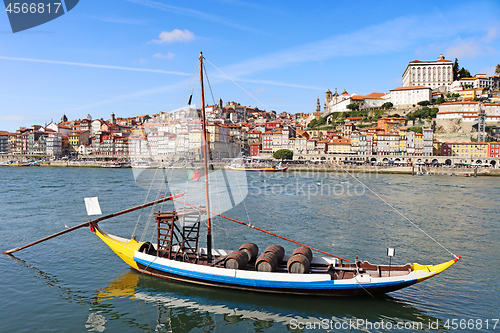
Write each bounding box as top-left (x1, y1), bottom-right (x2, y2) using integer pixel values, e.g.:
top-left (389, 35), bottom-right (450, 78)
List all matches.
top-left (402, 54), bottom-right (453, 91)
top-left (389, 86), bottom-right (432, 106)
top-left (324, 90), bottom-right (388, 116)
top-left (453, 74), bottom-right (500, 91)
top-left (437, 102), bottom-right (500, 123)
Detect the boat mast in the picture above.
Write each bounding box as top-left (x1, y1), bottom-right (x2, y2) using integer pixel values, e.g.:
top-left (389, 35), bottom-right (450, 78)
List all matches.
top-left (199, 52), bottom-right (213, 264)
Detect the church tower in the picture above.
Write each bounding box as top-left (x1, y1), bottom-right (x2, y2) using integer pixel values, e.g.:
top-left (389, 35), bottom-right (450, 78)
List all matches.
top-left (324, 89), bottom-right (332, 113)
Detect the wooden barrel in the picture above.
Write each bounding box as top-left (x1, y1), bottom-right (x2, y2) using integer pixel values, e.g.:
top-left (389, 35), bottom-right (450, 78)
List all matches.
top-left (238, 243), bottom-right (259, 262)
top-left (264, 245), bottom-right (285, 263)
top-left (224, 251), bottom-right (248, 269)
top-left (287, 254), bottom-right (311, 274)
top-left (292, 246), bottom-right (313, 262)
top-left (255, 253), bottom-right (278, 272)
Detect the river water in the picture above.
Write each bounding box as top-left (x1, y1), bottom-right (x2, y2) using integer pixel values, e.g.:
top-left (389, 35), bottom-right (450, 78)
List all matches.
top-left (0, 166), bottom-right (498, 332)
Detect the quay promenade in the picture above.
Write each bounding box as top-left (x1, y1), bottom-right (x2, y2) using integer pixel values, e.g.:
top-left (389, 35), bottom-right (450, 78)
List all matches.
top-left (1, 158), bottom-right (499, 176)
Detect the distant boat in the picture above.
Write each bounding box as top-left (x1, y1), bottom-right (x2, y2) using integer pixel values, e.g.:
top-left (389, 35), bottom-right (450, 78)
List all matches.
top-left (131, 161), bottom-right (156, 169)
top-left (102, 162), bottom-right (131, 168)
top-left (227, 162), bottom-right (289, 172)
top-left (101, 163), bottom-right (122, 168)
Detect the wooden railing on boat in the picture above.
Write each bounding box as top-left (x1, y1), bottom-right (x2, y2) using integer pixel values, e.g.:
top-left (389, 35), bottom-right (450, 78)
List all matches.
top-left (155, 209), bottom-right (203, 264)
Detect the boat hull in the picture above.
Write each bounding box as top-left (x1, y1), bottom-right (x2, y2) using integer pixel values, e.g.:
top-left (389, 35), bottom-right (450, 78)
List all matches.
top-left (227, 165), bottom-right (289, 172)
top-left (134, 261), bottom-right (418, 297)
top-left (93, 225), bottom-right (458, 297)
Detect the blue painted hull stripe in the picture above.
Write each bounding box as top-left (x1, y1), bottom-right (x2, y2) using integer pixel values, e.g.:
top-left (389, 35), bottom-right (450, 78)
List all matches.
top-left (134, 257), bottom-right (418, 290)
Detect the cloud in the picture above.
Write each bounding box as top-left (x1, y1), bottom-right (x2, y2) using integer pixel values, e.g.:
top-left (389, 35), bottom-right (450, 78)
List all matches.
top-left (445, 39), bottom-right (485, 59)
top-left (482, 27), bottom-right (499, 43)
top-left (86, 15), bottom-right (147, 25)
top-left (215, 9), bottom-right (499, 81)
top-left (151, 29), bottom-right (195, 44)
top-left (445, 28), bottom-right (499, 59)
top-left (0, 56), bottom-right (190, 76)
top-left (58, 79), bottom-right (191, 113)
top-left (125, 0), bottom-right (261, 33)
top-left (237, 78), bottom-right (325, 91)
top-left (478, 66), bottom-right (497, 76)
top-left (219, 16), bottom-right (431, 79)
top-left (153, 52), bottom-right (175, 59)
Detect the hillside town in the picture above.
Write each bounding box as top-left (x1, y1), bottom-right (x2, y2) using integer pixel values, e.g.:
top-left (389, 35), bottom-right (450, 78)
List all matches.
top-left (1, 54), bottom-right (500, 167)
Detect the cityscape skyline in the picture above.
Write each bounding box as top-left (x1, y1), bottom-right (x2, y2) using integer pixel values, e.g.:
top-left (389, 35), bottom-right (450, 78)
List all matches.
top-left (1, 0), bottom-right (500, 133)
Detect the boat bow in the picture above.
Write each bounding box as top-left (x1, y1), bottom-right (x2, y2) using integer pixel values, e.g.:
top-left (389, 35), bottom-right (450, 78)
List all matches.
top-left (412, 256), bottom-right (461, 282)
top-left (93, 224), bottom-right (143, 270)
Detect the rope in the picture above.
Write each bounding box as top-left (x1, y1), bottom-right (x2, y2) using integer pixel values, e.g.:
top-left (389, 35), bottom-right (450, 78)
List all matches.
top-left (181, 61), bottom-right (200, 109)
top-left (353, 273), bottom-right (376, 299)
top-left (203, 58), bottom-right (269, 111)
top-left (132, 166), bottom-right (159, 238)
top-left (340, 166), bottom-right (459, 259)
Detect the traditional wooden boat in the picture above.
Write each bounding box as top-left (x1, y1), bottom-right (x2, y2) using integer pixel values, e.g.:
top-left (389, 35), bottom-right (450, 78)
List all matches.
top-left (88, 53), bottom-right (459, 297)
top-left (4, 53), bottom-right (460, 297)
top-left (92, 219), bottom-right (460, 296)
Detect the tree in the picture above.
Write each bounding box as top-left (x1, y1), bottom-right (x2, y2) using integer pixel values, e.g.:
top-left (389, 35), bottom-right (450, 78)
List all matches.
top-left (307, 116), bottom-right (326, 129)
top-left (273, 149), bottom-right (293, 161)
top-left (409, 126), bottom-right (423, 134)
top-left (417, 100), bottom-right (430, 106)
top-left (496, 64), bottom-right (500, 75)
top-left (458, 67), bottom-right (471, 79)
top-left (346, 103), bottom-right (359, 111)
top-left (307, 119), bottom-right (317, 128)
top-left (453, 58), bottom-right (460, 81)
top-left (435, 96), bottom-right (445, 104)
top-left (381, 102), bottom-right (393, 109)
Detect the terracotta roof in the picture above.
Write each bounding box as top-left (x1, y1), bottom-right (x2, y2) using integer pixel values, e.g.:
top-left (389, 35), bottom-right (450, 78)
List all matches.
top-left (439, 101), bottom-right (480, 105)
top-left (390, 86), bottom-right (431, 91)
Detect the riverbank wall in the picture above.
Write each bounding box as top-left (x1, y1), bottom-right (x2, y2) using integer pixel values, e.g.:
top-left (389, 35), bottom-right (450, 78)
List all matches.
top-left (3, 161), bottom-right (500, 176)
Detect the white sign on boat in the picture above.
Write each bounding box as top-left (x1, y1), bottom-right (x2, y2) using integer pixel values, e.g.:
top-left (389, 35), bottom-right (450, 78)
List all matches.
top-left (84, 197), bottom-right (102, 216)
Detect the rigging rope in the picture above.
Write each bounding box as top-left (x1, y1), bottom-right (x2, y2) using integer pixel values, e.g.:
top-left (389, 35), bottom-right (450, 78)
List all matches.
top-left (340, 166), bottom-right (459, 259)
top-left (181, 61), bottom-right (200, 109)
top-left (203, 58), bottom-right (269, 111)
top-left (132, 159), bottom-right (159, 239)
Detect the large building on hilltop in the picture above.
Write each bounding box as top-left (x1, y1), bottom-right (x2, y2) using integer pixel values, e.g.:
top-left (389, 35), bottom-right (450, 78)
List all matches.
top-left (402, 54), bottom-right (453, 91)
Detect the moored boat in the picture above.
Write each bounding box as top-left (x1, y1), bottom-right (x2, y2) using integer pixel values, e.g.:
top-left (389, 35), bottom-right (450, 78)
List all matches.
top-left (91, 218), bottom-right (460, 296)
top-left (88, 53), bottom-right (459, 297)
top-left (226, 164), bottom-right (289, 172)
top-left (4, 53), bottom-right (460, 298)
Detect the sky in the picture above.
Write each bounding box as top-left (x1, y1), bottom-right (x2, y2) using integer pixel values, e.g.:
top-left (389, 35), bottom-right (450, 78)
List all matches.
top-left (1, 0), bottom-right (499, 132)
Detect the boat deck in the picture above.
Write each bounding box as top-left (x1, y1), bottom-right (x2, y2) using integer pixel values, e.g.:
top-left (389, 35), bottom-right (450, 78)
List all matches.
top-left (148, 246), bottom-right (412, 280)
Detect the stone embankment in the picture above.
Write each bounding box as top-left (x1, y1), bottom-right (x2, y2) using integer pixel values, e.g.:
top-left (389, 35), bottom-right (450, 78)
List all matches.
top-left (285, 164), bottom-right (500, 176)
top-left (2, 159), bottom-right (500, 176)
